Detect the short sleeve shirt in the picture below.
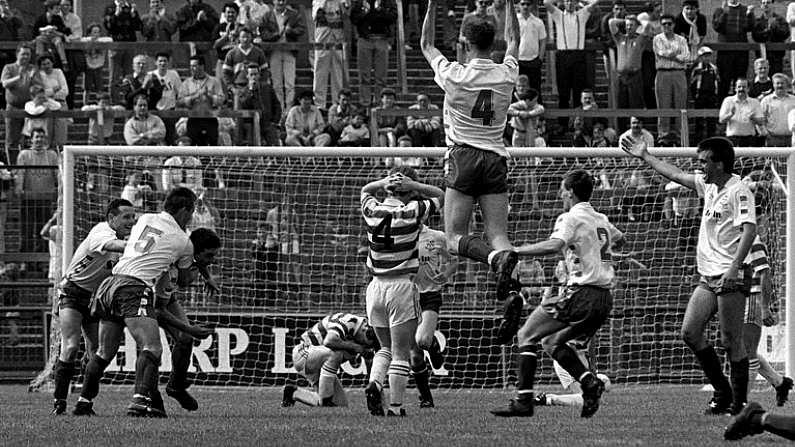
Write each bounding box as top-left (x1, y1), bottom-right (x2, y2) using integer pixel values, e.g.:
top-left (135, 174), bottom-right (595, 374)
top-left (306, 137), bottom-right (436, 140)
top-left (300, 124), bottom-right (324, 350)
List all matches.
top-left (64, 222), bottom-right (120, 292)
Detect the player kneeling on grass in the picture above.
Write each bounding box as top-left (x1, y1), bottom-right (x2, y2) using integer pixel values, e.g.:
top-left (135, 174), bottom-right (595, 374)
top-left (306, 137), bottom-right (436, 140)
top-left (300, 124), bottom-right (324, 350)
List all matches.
top-left (361, 167), bottom-right (444, 417)
top-left (52, 199), bottom-right (137, 415)
top-left (534, 336), bottom-right (612, 408)
top-left (410, 223), bottom-right (457, 408)
top-left (491, 170), bottom-right (623, 419)
top-left (282, 313), bottom-right (379, 407)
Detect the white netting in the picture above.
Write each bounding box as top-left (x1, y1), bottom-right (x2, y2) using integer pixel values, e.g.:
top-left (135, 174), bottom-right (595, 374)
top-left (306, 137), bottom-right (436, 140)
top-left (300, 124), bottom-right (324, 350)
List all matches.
top-left (61, 147), bottom-right (788, 389)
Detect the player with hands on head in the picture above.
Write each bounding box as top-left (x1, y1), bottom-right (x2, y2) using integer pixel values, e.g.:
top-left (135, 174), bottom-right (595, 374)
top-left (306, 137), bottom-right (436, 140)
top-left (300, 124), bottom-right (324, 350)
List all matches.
top-left (282, 313), bottom-right (379, 408)
top-left (621, 135), bottom-right (757, 415)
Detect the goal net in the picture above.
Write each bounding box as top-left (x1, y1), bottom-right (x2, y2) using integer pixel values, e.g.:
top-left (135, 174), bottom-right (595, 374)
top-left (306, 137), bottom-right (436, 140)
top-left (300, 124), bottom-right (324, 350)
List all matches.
top-left (58, 146), bottom-right (792, 389)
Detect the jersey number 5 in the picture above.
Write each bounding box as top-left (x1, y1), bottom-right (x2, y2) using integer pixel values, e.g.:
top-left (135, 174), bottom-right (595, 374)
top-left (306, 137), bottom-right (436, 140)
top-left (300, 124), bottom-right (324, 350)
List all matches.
top-left (470, 89), bottom-right (494, 126)
top-left (372, 215), bottom-right (394, 248)
top-left (596, 227), bottom-right (611, 261)
top-left (133, 225), bottom-right (164, 254)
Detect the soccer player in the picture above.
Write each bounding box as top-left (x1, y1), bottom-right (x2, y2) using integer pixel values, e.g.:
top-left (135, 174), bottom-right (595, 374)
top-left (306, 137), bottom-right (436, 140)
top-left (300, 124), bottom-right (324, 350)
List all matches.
top-left (420, 0), bottom-right (522, 305)
top-left (73, 187), bottom-right (214, 417)
top-left (725, 401), bottom-right (795, 440)
top-left (622, 136), bottom-right (757, 415)
top-left (360, 166), bottom-right (443, 416)
top-left (491, 170), bottom-right (622, 418)
top-left (281, 313), bottom-right (378, 408)
top-left (411, 223), bottom-right (457, 408)
top-left (741, 235), bottom-right (792, 406)
top-left (51, 199), bottom-right (137, 415)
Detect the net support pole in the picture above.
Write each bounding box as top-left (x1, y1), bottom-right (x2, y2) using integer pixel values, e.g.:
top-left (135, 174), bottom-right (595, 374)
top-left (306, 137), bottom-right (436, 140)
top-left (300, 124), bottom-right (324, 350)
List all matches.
top-left (62, 147), bottom-right (75, 276)
top-left (787, 153), bottom-right (795, 376)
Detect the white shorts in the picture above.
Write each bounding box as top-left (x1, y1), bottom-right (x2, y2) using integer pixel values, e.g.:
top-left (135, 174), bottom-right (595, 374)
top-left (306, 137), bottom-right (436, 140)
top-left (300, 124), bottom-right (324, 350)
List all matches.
top-left (365, 275), bottom-right (419, 328)
top-left (553, 348), bottom-right (591, 390)
top-left (292, 343), bottom-right (334, 386)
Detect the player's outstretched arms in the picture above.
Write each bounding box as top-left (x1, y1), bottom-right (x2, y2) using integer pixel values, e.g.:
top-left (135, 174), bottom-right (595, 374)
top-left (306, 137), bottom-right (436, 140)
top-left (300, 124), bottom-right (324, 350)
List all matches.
top-left (504, 0), bottom-right (519, 60)
top-left (102, 239), bottom-right (128, 253)
top-left (421, 0), bottom-right (442, 64)
top-left (620, 136), bottom-right (696, 190)
top-left (516, 238), bottom-right (565, 257)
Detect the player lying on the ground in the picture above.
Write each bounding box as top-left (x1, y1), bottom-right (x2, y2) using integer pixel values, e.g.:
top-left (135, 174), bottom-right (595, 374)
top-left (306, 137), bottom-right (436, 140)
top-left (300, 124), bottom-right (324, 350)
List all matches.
top-left (282, 313), bottom-right (379, 407)
top-left (725, 401), bottom-right (795, 440)
top-left (52, 199), bottom-right (137, 415)
top-left (534, 336), bottom-right (612, 408)
top-left (410, 223), bottom-right (457, 408)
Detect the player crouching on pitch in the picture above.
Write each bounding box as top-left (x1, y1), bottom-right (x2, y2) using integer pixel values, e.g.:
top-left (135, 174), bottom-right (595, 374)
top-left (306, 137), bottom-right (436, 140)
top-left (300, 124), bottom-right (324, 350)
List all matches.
top-left (282, 313), bottom-right (379, 407)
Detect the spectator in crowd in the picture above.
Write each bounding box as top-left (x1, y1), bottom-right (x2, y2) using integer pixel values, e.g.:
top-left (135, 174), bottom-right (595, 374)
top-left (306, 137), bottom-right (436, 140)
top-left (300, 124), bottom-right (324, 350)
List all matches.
top-left (488, 0), bottom-right (509, 62)
top-left (33, 25), bottom-right (68, 72)
top-left (23, 85), bottom-right (61, 144)
top-left (713, 0), bottom-right (753, 98)
top-left (265, 0), bottom-right (305, 113)
top-left (749, 57), bottom-right (772, 98)
top-left (34, 0), bottom-right (70, 45)
top-left (104, 0), bottom-right (143, 103)
top-left (34, 54), bottom-right (70, 149)
top-left (0, 161), bottom-right (12, 254)
top-left (253, 4), bottom-right (281, 46)
top-left (0, 1), bottom-right (24, 82)
top-left (674, 0), bottom-right (706, 65)
top-left (312, 0), bottom-right (347, 110)
top-left (373, 87), bottom-right (406, 147)
top-left (141, 0), bottom-right (177, 42)
top-left (638, 0), bottom-right (663, 110)
top-left (243, 0), bottom-right (276, 32)
top-left (690, 46), bottom-right (720, 139)
top-left (190, 189), bottom-right (222, 232)
top-left (570, 115), bottom-right (590, 146)
top-left (2, 43), bottom-right (36, 162)
top-left (124, 94), bottom-right (166, 145)
top-left (719, 77), bottom-right (764, 146)
top-left (654, 13), bottom-right (689, 139)
top-left (544, 0), bottom-right (600, 132)
top-left (618, 116), bottom-right (655, 147)
top-left (325, 89), bottom-right (354, 145)
top-left (599, 0), bottom-right (626, 70)
top-left (15, 127), bottom-right (59, 253)
top-left (214, 3), bottom-right (243, 83)
top-left (571, 89), bottom-right (612, 140)
top-left (163, 141), bottom-right (204, 191)
top-left (121, 171), bottom-right (149, 208)
top-left (81, 23), bottom-right (112, 104)
top-left (149, 52), bottom-right (182, 143)
top-left (59, 0), bottom-right (84, 110)
top-left (788, 78), bottom-right (795, 146)
top-left (236, 63), bottom-right (282, 146)
top-left (610, 13), bottom-right (649, 129)
top-left (350, 0), bottom-right (397, 106)
top-left (459, 0), bottom-right (497, 64)
top-left (178, 55), bottom-right (226, 145)
top-left (508, 87), bottom-right (544, 147)
top-left (439, 0), bottom-right (459, 52)
top-left (81, 92), bottom-right (125, 144)
top-left (517, 0), bottom-right (547, 97)
top-left (750, 0), bottom-right (788, 75)
top-left (760, 73), bottom-right (795, 146)
top-left (589, 118), bottom-right (612, 147)
top-left (120, 54), bottom-right (162, 109)
top-left (584, 0), bottom-right (603, 93)
top-left (284, 89), bottom-right (331, 146)
top-left (788, 0), bottom-right (795, 76)
top-left (406, 93), bottom-right (442, 147)
top-left (339, 111), bottom-right (371, 146)
top-left (223, 27), bottom-right (268, 89)
top-left (176, 0), bottom-right (219, 66)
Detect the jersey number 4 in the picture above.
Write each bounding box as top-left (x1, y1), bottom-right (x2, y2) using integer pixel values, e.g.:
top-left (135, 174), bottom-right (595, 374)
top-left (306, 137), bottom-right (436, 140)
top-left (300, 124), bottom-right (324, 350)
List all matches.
top-left (372, 215), bottom-right (394, 248)
top-left (470, 89), bottom-right (494, 126)
top-left (133, 225), bottom-right (164, 254)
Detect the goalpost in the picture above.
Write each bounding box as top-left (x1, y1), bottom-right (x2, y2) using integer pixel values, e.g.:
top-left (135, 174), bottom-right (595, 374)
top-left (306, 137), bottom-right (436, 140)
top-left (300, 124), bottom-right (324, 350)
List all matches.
top-left (57, 145), bottom-right (795, 389)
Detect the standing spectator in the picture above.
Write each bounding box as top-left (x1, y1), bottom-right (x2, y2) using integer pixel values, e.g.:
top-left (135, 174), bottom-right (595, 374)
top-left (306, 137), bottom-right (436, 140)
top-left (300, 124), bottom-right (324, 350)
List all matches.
top-left (120, 54), bottom-right (162, 109)
top-left (189, 189), bottom-right (221, 232)
top-left (15, 127), bottom-right (59, 253)
top-left (488, 0), bottom-right (509, 61)
top-left (719, 77), bottom-right (764, 147)
top-left (176, 0), bottom-right (220, 66)
top-left (2, 44), bottom-right (36, 162)
top-left (760, 73), bottom-right (795, 146)
top-left (584, 0), bottom-right (603, 94)
top-left (690, 46), bottom-right (720, 139)
top-left (638, 1), bottom-right (663, 110)
top-left (178, 55), bottom-right (226, 145)
top-left (0, 1), bottom-right (23, 86)
top-left (141, 0), bottom-right (178, 42)
top-left (674, 0), bottom-right (707, 65)
top-left (653, 14), bottom-right (689, 139)
top-left (350, 0), bottom-right (397, 106)
top-left (81, 92), bottom-right (125, 144)
top-left (150, 52), bottom-right (182, 143)
top-left (312, 0), bottom-right (347, 110)
top-left (749, 57), bottom-right (772, 98)
top-left (23, 85), bottom-right (61, 142)
top-left (214, 3), bottom-right (243, 83)
top-left (325, 89), bottom-right (354, 145)
top-left (373, 87), bottom-right (406, 147)
top-left (34, 55), bottom-right (70, 149)
top-left (236, 63), bottom-right (282, 145)
top-left (339, 111), bottom-right (371, 146)
top-left (544, 0), bottom-right (600, 132)
top-left (59, 0), bottom-right (84, 110)
top-left (508, 87), bottom-right (544, 147)
top-left (104, 0), bottom-right (143, 103)
top-left (242, 0), bottom-right (276, 32)
top-left (406, 93), bottom-right (443, 147)
top-left (0, 160), bottom-right (12, 254)
top-left (81, 23), bottom-right (112, 104)
top-left (610, 14), bottom-right (649, 125)
top-left (33, 25), bottom-right (69, 72)
top-left (222, 27), bottom-right (268, 89)
top-left (599, 0), bottom-right (626, 70)
top-left (788, 0), bottom-right (795, 77)
top-left (266, 0), bottom-right (305, 113)
top-left (516, 0), bottom-right (546, 98)
top-left (713, 0), bottom-right (753, 99)
top-left (124, 94), bottom-right (167, 145)
top-left (750, 0), bottom-right (789, 75)
top-left (284, 89), bottom-right (331, 146)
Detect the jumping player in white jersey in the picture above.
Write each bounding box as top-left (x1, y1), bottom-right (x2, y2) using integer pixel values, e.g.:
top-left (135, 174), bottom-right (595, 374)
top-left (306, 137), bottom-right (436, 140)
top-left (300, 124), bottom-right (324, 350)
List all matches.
top-left (51, 199), bottom-right (137, 415)
top-left (72, 187), bottom-right (214, 417)
top-left (410, 223), bottom-right (457, 408)
top-left (491, 170), bottom-right (623, 419)
top-left (623, 136), bottom-right (757, 415)
top-left (420, 0), bottom-right (523, 320)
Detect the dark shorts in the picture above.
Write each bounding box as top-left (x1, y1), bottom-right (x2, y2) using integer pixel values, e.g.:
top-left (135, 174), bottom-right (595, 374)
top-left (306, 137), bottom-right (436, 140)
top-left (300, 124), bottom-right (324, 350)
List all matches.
top-left (91, 276), bottom-right (156, 324)
top-left (698, 266), bottom-right (752, 296)
top-left (541, 285), bottom-right (613, 338)
top-left (444, 144), bottom-right (508, 197)
top-left (58, 281), bottom-right (96, 322)
top-left (419, 290), bottom-right (443, 313)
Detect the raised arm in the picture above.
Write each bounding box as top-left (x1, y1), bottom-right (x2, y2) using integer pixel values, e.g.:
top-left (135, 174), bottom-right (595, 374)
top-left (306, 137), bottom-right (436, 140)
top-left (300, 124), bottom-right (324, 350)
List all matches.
top-left (504, 0), bottom-right (519, 60)
top-left (620, 136), bottom-right (697, 190)
top-left (421, 0), bottom-right (443, 64)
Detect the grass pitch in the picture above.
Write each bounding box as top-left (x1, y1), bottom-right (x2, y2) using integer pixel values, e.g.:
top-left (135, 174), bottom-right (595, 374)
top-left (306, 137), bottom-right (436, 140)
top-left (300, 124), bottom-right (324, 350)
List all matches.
top-left (2, 385), bottom-right (792, 446)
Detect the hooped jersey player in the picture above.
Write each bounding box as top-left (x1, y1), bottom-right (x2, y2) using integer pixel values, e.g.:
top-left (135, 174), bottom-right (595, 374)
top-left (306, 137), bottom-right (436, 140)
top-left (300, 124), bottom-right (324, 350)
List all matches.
top-left (300, 313), bottom-right (371, 347)
top-left (550, 202), bottom-right (622, 288)
top-left (415, 225), bottom-right (457, 294)
top-left (63, 222), bottom-right (125, 292)
top-left (429, 53), bottom-right (518, 156)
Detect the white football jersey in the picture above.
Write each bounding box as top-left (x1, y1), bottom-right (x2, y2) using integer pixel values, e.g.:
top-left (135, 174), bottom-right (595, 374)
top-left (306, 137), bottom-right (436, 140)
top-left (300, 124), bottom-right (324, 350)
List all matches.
top-left (64, 222), bottom-right (121, 292)
top-left (113, 212), bottom-right (193, 287)
top-left (694, 174), bottom-right (756, 277)
top-left (415, 226), bottom-right (457, 293)
top-left (431, 54), bottom-right (518, 157)
top-left (550, 202), bottom-right (621, 288)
